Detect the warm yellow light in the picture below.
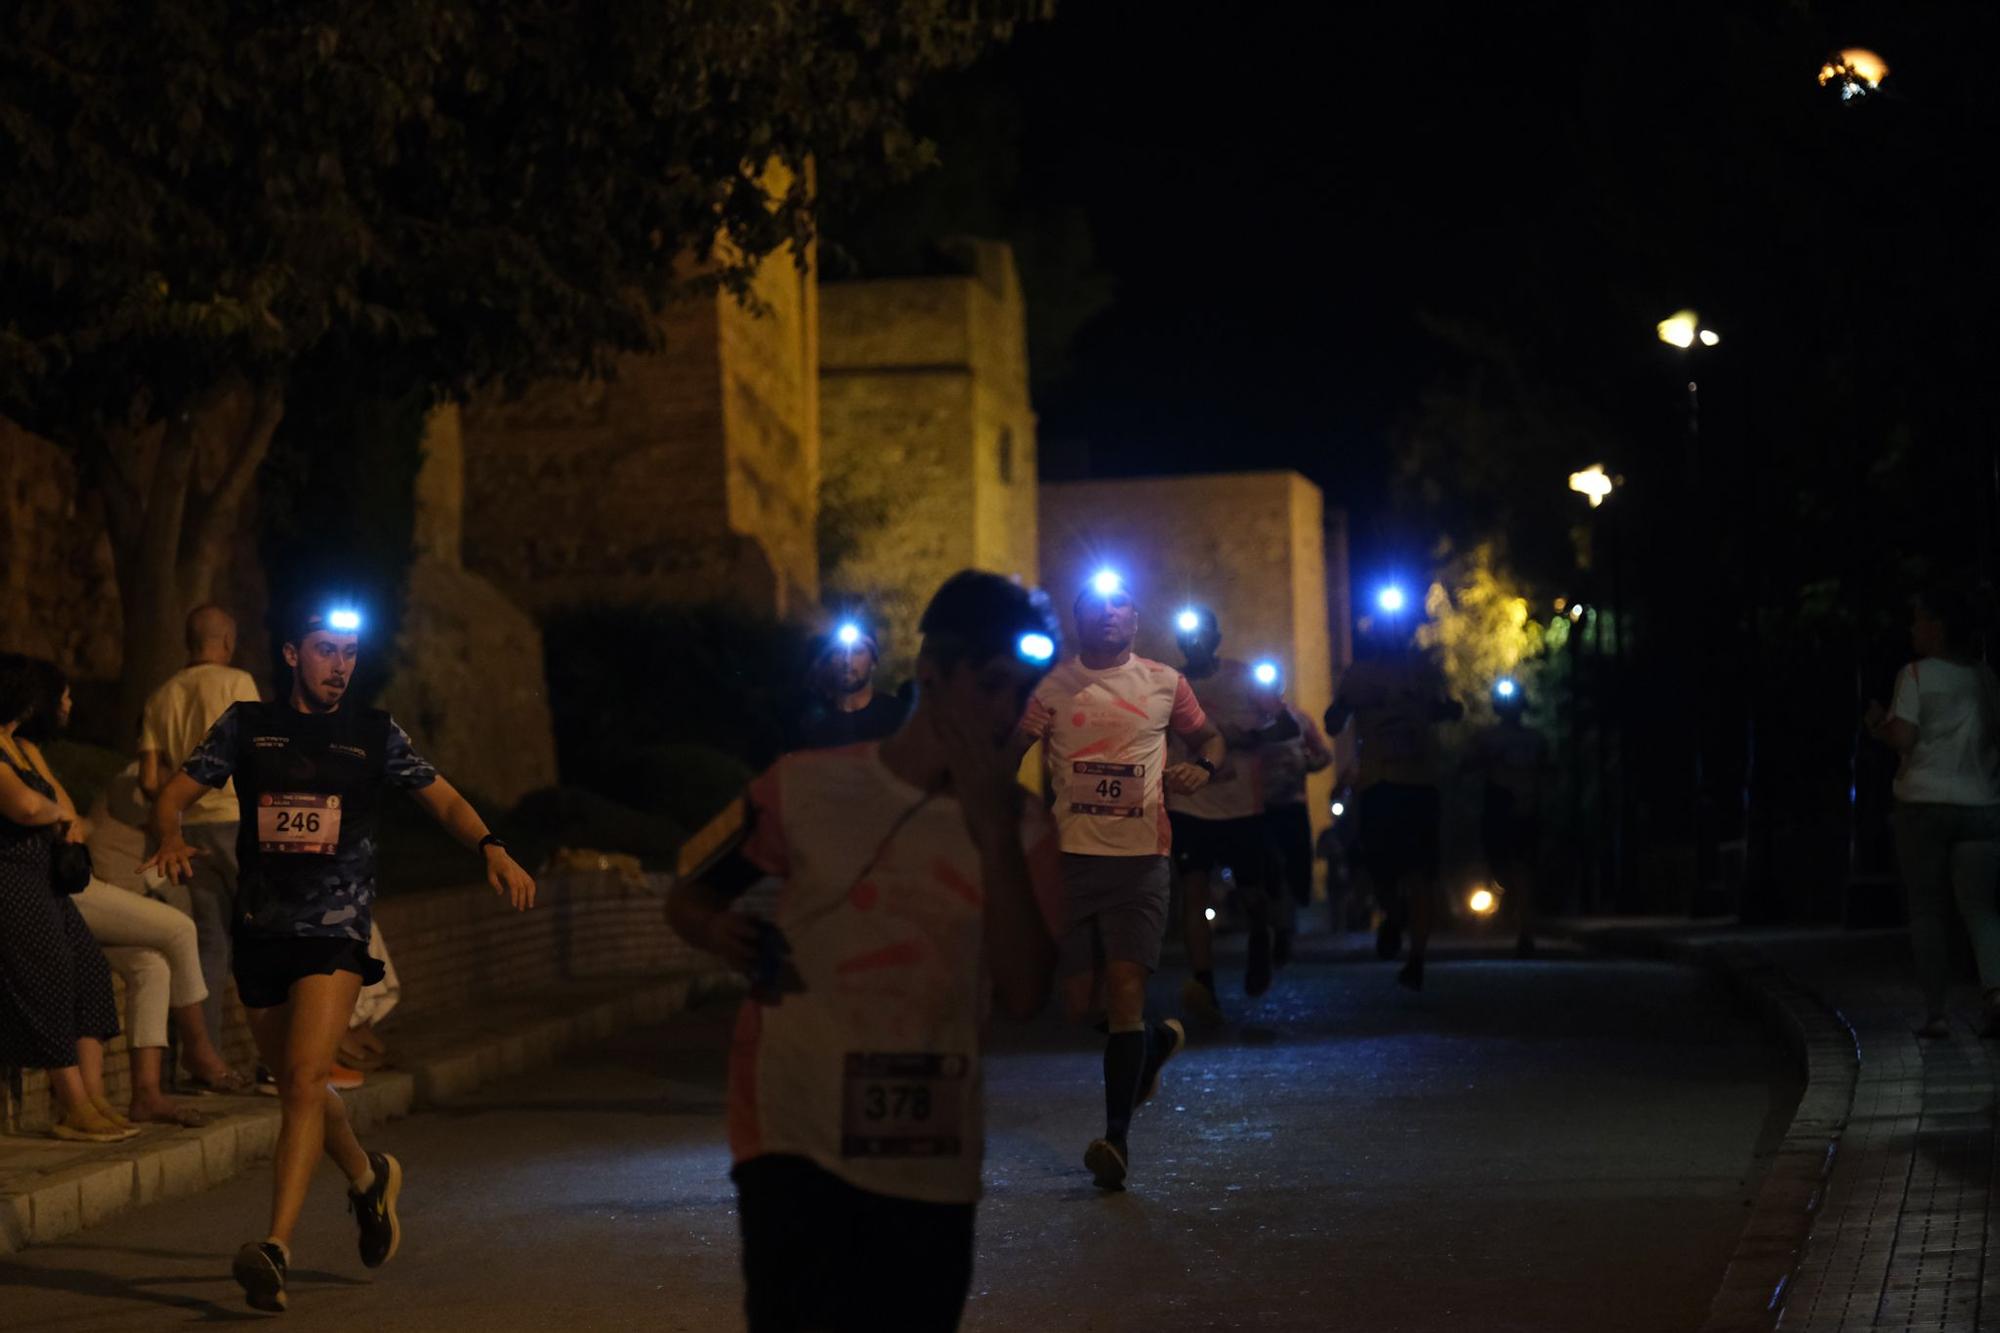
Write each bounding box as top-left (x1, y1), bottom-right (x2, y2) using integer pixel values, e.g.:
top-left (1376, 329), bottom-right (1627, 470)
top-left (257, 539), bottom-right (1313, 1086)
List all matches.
top-left (1467, 887), bottom-right (1498, 916)
top-left (1656, 311), bottom-right (1698, 349)
top-left (1553, 596), bottom-right (1569, 612)
top-left (1698, 329), bottom-right (1720, 347)
top-left (1569, 463), bottom-right (1614, 508)
top-left (1820, 48), bottom-right (1888, 89)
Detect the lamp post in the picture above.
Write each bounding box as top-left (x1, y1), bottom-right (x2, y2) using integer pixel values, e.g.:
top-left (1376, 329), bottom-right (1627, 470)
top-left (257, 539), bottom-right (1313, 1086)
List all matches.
top-left (1658, 311), bottom-right (1722, 912)
top-left (1569, 464), bottom-right (1627, 909)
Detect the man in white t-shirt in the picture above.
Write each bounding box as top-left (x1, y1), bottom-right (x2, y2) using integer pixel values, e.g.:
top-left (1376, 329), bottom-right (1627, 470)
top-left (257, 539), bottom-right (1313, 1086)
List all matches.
top-left (670, 571), bottom-right (1064, 1332)
top-left (1013, 571), bottom-right (1226, 1190)
top-left (136, 604), bottom-right (262, 1057)
top-left (1865, 586), bottom-right (2000, 1037)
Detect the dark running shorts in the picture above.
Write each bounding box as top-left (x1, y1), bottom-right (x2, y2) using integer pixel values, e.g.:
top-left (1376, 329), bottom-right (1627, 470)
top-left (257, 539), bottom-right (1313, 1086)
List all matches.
top-left (232, 933), bottom-right (386, 1010)
top-left (1355, 783), bottom-right (1442, 889)
top-left (1167, 812), bottom-right (1272, 885)
top-left (1056, 854), bottom-right (1173, 977)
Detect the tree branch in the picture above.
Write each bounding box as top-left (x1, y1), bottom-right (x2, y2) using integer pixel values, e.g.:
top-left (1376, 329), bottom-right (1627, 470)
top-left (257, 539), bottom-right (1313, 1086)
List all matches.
top-left (187, 379), bottom-right (284, 569)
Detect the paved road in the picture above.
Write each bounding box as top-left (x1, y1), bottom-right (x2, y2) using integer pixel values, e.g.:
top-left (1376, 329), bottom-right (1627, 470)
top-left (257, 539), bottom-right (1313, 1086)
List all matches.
top-left (2, 946), bottom-right (1797, 1332)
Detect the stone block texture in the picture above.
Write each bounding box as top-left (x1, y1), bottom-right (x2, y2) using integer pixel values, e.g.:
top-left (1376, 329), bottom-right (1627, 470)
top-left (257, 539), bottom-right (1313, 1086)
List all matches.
top-left (1039, 472), bottom-right (1345, 829)
top-left (462, 243), bottom-right (821, 622)
top-left (819, 240), bottom-right (1038, 675)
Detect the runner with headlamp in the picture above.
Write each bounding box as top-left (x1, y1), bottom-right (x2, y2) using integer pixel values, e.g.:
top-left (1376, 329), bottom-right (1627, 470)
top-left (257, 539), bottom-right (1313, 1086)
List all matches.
top-left (1013, 570), bottom-right (1225, 1190)
top-left (142, 605), bottom-right (537, 1313)
top-left (789, 618), bottom-right (907, 752)
top-left (670, 570), bottom-right (1063, 1332)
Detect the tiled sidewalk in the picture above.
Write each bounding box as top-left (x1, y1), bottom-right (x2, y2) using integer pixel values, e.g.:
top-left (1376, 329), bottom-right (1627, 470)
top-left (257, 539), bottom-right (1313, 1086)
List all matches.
top-left (1559, 921), bottom-right (2000, 1333)
top-left (0, 971), bottom-right (735, 1253)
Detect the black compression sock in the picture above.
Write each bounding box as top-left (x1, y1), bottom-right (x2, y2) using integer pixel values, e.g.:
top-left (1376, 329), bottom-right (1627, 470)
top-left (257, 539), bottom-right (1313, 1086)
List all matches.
top-left (1104, 1030), bottom-right (1146, 1144)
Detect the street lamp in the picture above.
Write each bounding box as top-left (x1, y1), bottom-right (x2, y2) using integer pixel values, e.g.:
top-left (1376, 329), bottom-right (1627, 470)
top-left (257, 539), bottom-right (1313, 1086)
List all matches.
top-left (1818, 48), bottom-right (1888, 100)
top-left (1568, 464), bottom-right (1616, 508)
top-left (1655, 310), bottom-right (1720, 350)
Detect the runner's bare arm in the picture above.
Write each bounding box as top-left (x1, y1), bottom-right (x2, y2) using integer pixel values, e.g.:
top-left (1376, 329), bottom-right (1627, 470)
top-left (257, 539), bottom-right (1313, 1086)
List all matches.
top-left (666, 795), bottom-right (765, 972)
top-left (140, 772), bottom-right (216, 882)
top-left (1165, 719), bottom-right (1227, 794)
top-left (409, 776), bottom-right (537, 910)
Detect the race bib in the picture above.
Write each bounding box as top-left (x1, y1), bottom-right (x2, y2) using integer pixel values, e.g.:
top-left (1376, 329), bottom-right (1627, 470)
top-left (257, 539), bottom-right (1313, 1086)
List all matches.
top-left (256, 793), bottom-right (341, 855)
top-left (841, 1052), bottom-right (967, 1158)
top-left (1069, 760), bottom-right (1144, 818)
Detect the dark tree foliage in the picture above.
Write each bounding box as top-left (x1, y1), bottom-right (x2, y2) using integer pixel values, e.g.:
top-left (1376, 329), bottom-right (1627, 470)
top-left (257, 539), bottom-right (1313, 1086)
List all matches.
top-left (0, 0), bottom-right (1045, 722)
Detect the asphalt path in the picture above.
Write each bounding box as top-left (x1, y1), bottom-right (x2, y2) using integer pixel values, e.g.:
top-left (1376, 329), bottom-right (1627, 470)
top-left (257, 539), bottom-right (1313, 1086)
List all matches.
top-left (2, 943), bottom-right (1798, 1332)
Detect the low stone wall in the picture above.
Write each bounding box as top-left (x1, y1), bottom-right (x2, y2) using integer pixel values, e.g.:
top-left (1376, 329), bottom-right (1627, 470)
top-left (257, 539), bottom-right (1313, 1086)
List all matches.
top-left (2, 862), bottom-right (700, 1134)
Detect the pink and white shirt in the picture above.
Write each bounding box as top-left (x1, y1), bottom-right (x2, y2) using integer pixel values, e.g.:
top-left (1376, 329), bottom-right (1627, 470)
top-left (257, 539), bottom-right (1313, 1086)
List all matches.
top-left (727, 744), bottom-right (1063, 1205)
top-left (1019, 655), bottom-right (1209, 857)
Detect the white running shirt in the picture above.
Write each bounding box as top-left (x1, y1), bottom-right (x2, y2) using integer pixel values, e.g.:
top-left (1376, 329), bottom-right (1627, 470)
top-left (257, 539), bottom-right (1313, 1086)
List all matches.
top-left (1019, 656), bottom-right (1209, 857)
top-left (1889, 658), bottom-right (2000, 806)
top-left (1168, 658), bottom-right (1266, 822)
top-left (727, 744), bottom-right (1063, 1205)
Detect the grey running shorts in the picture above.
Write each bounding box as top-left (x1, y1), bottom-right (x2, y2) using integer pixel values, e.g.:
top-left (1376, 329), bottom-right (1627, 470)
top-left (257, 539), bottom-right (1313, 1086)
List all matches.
top-left (1055, 853), bottom-right (1172, 977)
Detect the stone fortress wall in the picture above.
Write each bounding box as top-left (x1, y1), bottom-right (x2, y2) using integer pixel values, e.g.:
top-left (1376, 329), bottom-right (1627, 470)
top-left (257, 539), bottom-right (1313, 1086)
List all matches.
top-left (818, 239), bottom-right (1039, 674)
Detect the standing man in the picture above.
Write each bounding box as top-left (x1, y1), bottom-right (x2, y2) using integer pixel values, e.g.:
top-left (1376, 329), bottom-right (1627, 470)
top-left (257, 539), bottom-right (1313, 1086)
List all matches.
top-left (1168, 607), bottom-right (1286, 1016)
top-left (1014, 571), bottom-right (1225, 1190)
top-left (1325, 611), bottom-right (1462, 991)
top-left (670, 571), bottom-right (1063, 1332)
top-left (1253, 661), bottom-right (1334, 966)
top-left (143, 606), bottom-right (537, 1313)
top-left (137, 604), bottom-right (262, 1077)
top-left (788, 619), bottom-right (909, 752)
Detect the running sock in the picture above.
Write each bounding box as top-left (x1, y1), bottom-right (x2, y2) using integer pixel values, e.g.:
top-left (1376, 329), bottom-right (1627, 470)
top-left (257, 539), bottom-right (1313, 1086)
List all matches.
top-left (1103, 1027), bottom-right (1146, 1145)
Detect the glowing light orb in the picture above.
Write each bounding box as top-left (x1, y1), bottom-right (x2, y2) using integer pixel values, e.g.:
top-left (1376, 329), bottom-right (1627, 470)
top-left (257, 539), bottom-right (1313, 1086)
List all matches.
top-left (1468, 887), bottom-right (1498, 916)
top-left (1089, 569), bottom-right (1124, 598)
top-left (1204, 907), bottom-right (1217, 922)
top-left (1253, 661), bottom-right (1279, 687)
top-left (1569, 464), bottom-right (1615, 508)
top-left (1017, 632), bottom-right (1056, 664)
top-left (1495, 677), bottom-right (1519, 700)
top-left (1331, 801), bottom-right (1346, 818)
top-left (1376, 585), bottom-right (1408, 614)
top-left (1176, 609), bottom-right (1201, 633)
top-left (836, 623), bottom-right (862, 648)
top-left (326, 609), bottom-right (362, 632)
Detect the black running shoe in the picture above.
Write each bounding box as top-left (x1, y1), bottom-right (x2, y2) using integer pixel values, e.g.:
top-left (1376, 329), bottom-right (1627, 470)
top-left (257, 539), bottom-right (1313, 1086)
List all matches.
top-left (348, 1151), bottom-right (402, 1268)
top-left (232, 1240), bottom-right (288, 1312)
top-left (1245, 925), bottom-right (1273, 997)
top-left (1273, 928), bottom-right (1294, 968)
top-left (1084, 1137), bottom-right (1128, 1191)
top-left (1135, 1019), bottom-right (1186, 1108)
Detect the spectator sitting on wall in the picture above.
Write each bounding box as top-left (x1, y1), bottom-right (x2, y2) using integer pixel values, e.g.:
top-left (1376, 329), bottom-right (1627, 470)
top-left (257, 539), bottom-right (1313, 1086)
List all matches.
top-left (785, 619), bottom-right (907, 752)
top-left (24, 661), bottom-right (249, 1122)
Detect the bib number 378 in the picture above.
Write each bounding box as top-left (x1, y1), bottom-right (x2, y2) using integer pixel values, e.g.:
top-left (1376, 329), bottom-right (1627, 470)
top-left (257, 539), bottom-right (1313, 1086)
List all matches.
top-left (256, 793), bottom-right (342, 855)
top-left (841, 1052), bottom-right (967, 1158)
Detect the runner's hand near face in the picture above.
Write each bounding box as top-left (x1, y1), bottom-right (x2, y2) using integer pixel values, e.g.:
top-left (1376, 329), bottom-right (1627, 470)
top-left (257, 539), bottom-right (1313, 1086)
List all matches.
top-left (935, 698), bottom-right (1024, 848)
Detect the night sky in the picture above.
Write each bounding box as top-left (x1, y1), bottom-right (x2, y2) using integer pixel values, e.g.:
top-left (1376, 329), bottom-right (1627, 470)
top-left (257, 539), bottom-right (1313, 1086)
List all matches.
top-left (829, 1), bottom-right (1998, 591)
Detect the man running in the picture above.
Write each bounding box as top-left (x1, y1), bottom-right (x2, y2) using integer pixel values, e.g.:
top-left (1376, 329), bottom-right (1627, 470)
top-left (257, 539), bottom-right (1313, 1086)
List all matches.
top-left (1324, 609), bottom-right (1461, 991)
top-left (143, 605), bottom-right (537, 1313)
top-left (1168, 606), bottom-right (1286, 1016)
top-left (1466, 679), bottom-right (1552, 957)
top-left (1252, 660), bottom-right (1334, 964)
top-left (787, 619), bottom-right (908, 752)
top-left (1013, 572), bottom-right (1225, 1190)
top-left (670, 571), bottom-right (1063, 1332)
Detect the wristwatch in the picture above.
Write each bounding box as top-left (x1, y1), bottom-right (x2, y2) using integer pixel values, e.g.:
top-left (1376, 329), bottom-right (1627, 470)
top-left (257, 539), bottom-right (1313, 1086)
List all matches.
top-left (478, 833), bottom-right (509, 854)
top-left (1191, 757), bottom-right (1218, 777)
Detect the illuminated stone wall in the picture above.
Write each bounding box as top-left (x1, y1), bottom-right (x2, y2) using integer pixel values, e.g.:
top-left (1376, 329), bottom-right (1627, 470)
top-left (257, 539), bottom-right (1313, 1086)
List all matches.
top-left (1039, 471), bottom-right (1348, 828)
top-left (462, 245), bottom-right (821, 621)
top-left (818, 240), bottom-right (1038, 675)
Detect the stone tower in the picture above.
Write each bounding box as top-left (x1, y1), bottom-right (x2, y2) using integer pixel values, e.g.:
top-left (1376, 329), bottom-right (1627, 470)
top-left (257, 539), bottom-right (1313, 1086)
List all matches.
top-left (818, 239), bottom-right (1038, 673)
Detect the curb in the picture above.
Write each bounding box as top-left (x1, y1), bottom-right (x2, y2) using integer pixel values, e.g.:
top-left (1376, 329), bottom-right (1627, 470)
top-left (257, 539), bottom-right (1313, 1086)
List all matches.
top-left (1542, 924), bottom-right (1860, 1333)
top-left (0, 971), bottom-right (738, 1255)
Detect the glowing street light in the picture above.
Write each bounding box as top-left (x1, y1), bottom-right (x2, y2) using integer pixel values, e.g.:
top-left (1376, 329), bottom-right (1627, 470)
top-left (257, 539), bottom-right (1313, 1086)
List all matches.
top-left (1494, 677), bottom-right (1519, 701)
top-left (1376, 585), bottom-right (1408, 614)
top-left (1467, 886), bottom-right (1499, 917)
top-left (1819, 48), bottom-right (1888, 100)
top-left (1569, 464), bottom-right (1615, 508)
top-left (1655, 310), bottom-right (1721, 351)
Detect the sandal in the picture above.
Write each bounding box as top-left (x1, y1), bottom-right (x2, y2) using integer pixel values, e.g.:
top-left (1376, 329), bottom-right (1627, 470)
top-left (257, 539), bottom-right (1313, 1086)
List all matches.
top-left (183, 1069), bottom-right (256, 1096)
